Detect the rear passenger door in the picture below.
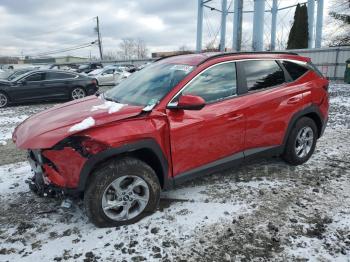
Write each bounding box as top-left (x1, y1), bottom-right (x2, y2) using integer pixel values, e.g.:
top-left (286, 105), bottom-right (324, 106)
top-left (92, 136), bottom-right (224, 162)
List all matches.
top-left (238, 59), bottom-right (304, 151)
top-left (42, 72), bottom-right (75, 99)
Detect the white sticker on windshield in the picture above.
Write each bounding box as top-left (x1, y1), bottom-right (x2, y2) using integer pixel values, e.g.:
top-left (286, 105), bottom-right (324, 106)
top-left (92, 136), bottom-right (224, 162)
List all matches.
top-left (170, 65), bottom-right (193, 73)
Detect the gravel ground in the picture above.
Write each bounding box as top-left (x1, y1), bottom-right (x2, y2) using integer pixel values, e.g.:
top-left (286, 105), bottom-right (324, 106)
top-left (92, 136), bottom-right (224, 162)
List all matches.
top-left (0, 83), bottom-right (349, 261)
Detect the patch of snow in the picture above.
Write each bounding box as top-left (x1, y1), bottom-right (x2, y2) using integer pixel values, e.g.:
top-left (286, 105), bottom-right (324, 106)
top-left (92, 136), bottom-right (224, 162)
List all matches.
top-left (91, 101), bottom-right (126, 114)
top-left (142, 104), bottom-right (156, 112)
top-left (69, 117), bottom-right (95, 132)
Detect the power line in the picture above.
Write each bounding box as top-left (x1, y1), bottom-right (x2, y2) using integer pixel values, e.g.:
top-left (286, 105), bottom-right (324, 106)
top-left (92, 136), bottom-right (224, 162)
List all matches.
top-left (27, 41), bottom-right (97, 57)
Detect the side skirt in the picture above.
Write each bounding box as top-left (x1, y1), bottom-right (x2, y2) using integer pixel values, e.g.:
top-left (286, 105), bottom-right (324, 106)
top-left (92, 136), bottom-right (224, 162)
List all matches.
top-left (172, 145), bottom-right (283, 187)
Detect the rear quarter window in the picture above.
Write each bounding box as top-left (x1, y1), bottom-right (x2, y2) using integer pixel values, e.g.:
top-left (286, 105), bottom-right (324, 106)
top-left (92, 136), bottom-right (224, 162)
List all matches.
top-left (241, 60), bottom-right (286, 92)
top-left (282, 61), bottom-right (309, 80)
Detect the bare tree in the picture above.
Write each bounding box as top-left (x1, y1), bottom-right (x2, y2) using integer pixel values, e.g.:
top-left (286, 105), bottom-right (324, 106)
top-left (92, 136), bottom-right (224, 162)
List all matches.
top-left (135, 38), bottom-right (148, 59)
top-left (326, 0), bottom-right (350, 46)
top-left (118, 38), bottom-right (149, 60)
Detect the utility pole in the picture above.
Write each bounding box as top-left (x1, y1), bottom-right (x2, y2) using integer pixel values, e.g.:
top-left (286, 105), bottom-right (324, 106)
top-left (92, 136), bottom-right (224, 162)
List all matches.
top-left (232, 0), bottom-right (243, 51)
top-left (270, 0), bottom-right (278, 50)
top-left (196, 0), bottom-right (203, 53)
top-left (315, 0), bottom-right (324, 48)
top-left (252, 0), bottom-right (265, 51)
top-left (95, 16), bottom-right (103, 60)
top-left (307, 0), bottom-right (315, 48)
top-left (219, 0), bottom-right (227, 52)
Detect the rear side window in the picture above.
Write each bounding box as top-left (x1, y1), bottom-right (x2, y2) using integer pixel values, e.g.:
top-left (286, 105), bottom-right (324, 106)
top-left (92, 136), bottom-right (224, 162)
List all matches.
top-left (182, 62), bottom-right (237, 103)
top-left (282, 61), bottom-right (309, 80)
top-left (46, 72), bottom-right (76, 80)
top-left (241, 60), bottom-right (285, 91)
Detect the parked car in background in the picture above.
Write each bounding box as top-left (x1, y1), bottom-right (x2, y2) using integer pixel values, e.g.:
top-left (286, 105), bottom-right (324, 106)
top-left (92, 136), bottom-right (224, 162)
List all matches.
top-left (5, 68), bottom-right (35, 81)
top-left (12, 52), bottom-right (328, 227)
top-left (0, 70), bottom-right (98, 108)
top-left (88, 66), bottom-right (131, 86)
top-left (114, 68), bottom-right (131, 84)
top-left (88, 67), bottom-right (117, 86)
top-left (49, 63), bottom-right (79, 71)
top-left (76, 63), bottom-right (103, 74)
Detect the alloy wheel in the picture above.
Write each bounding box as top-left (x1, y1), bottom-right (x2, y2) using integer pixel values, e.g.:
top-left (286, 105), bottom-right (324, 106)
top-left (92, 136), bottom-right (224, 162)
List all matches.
top-left (102, 175), bottom-right (150, 221)
top-left (71, 88), bottom-right (86, 100)
top-left (0, 93), bottom-right (8, 108)
top-left (295, 126), bottom-right (314, 158)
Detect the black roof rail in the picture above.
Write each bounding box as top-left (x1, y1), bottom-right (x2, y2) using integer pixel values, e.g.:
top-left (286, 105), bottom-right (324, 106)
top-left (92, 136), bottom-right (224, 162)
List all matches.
top-left (154, 52), bottom-right (197, 63)
top-left (198, 51), bottom-right (299, 65)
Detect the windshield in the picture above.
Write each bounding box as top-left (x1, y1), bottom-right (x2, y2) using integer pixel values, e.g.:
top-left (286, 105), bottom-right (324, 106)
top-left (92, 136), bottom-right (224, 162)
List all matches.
top-left (8, 70), bottom-right (31, 81)
top-left (104, 63), bottom-right (194, 106)
top-left (10, 71), bottom-right (33, 82)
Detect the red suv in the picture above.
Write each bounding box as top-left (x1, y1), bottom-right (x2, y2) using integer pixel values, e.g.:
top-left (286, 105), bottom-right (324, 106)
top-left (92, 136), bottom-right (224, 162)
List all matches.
top-left (13, 52), bottom-right (329, 227)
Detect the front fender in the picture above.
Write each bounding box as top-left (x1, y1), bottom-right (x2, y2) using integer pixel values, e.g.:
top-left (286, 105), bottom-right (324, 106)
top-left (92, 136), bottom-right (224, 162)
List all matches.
top-left (77, 139), bottom-right (171, 191)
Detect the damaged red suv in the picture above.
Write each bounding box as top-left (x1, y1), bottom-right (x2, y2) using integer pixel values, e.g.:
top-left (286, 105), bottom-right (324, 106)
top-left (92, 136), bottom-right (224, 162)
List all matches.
top-left (13, 52), bottom-right (329, 227)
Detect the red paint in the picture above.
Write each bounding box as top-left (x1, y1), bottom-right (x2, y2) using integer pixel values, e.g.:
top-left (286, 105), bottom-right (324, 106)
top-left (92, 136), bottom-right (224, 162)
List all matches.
top-left (42, 147), bottom-right (87, 188)
top-left (13, 52), bottom-right (329, 189)
top-left (13, 95), bottom-right (143, 149)
top-left (177, 94), bottom-right (205, 109)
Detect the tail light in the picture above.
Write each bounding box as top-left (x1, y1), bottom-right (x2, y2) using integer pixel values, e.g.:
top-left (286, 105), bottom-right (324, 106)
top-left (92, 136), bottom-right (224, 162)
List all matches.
top-left (91, 79), bottom-right (98, 86)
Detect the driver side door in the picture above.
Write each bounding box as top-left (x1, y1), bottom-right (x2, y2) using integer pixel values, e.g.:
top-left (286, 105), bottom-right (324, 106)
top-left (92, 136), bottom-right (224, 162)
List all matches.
top-left (166, 62), bottom-right (246, 178)
top-left (12, 72), bottom-right (46, 101)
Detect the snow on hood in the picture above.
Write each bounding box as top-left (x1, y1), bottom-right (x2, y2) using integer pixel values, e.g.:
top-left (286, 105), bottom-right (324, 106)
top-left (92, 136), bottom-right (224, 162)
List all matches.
top-left (91, 101), bottom-right (126, 114)
top-left (69, 117), bottom-right (95, 132)
top-left (13, 96), bottom-right (144, 149)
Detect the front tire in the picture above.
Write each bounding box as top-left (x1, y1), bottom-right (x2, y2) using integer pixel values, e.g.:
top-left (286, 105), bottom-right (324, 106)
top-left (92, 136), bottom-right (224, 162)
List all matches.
top-left (282, 117), bottom-right (317, 165)
top-left (71, 87), bottom-right (86, 100)
top-left (84, 157), bottom-right (160, 227)
top-left (0, 92), bottom-right (9, 108)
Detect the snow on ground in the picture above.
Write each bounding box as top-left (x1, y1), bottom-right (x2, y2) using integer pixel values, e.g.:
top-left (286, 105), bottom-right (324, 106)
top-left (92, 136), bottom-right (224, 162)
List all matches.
top-left (0, 83), bottom-right (349, 261)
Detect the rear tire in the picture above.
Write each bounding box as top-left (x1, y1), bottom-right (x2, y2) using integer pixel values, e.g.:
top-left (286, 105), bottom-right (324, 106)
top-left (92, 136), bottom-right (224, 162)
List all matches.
top-left (84, 157), bottom-right (160, 227)
top-left (282, 117), bottom-right (317, 165)
top-left (71, 87), bottom-right (86, 100)
top-left (0, 92), bottom-right (9, 108)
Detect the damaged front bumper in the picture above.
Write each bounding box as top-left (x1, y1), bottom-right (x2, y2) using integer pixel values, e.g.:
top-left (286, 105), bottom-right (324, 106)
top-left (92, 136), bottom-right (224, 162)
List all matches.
top-left (27, 149), bottom-right (83, 198)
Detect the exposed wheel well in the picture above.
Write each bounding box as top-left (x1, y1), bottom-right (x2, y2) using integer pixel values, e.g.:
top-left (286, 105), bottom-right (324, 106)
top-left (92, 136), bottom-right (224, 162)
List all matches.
top-left (302, 112), bottom-right (323, 138)
top-left (84, 149), bottom-right (166, 191)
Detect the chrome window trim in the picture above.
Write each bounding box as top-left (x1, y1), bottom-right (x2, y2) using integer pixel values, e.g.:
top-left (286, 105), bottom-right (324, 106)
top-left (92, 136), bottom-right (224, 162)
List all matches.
top-left (167, 58), bottom-right (308, 107)
top-left (168, 60), bottom-right (238, 105)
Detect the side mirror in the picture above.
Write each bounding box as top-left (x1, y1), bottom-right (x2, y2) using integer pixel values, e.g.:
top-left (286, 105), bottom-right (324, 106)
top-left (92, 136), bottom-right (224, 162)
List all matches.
top-left (18, 80), bottom-right (26, 85)
top-left (169, 94), bottom-right (205, 110)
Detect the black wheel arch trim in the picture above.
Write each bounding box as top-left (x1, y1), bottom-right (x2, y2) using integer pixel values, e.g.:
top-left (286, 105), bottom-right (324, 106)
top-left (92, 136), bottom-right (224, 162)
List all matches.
top-left (283, 104), bottom-right (326, 147)
top-left (78, 139), bottom-right (170, 192)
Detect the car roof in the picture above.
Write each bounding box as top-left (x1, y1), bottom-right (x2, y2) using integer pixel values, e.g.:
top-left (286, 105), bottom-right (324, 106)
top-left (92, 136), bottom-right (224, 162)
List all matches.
top-left (157, 51), bottom-right (310, 66)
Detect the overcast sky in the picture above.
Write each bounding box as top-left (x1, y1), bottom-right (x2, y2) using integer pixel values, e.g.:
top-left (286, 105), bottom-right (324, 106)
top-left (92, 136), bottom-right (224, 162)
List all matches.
top-left (0, 0), bottom-right (331, 58)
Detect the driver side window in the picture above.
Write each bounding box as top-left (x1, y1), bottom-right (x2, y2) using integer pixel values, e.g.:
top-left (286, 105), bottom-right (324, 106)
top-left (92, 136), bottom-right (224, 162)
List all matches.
top-left (25, 73), bottom-right (44, 82)
top-left (181, 62), bottom-right (237, 103)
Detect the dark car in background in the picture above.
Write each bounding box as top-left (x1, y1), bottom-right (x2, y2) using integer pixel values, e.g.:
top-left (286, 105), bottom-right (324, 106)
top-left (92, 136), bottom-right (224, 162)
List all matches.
top-left (6, 68), bottom-right (36, 81)
top-left (76, 63), bottom-right (103, 74)
top-left (0, 70), bottom-right (98, 108)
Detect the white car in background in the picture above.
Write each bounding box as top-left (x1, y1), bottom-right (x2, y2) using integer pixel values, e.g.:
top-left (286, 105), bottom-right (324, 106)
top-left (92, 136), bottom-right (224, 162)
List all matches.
top-left (88, 66), bottom-right (131, 86)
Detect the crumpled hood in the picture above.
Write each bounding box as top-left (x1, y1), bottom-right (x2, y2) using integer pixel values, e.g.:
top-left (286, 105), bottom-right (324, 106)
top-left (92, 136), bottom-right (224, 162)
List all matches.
top-left (13, 95), bottom-right (144, 149)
